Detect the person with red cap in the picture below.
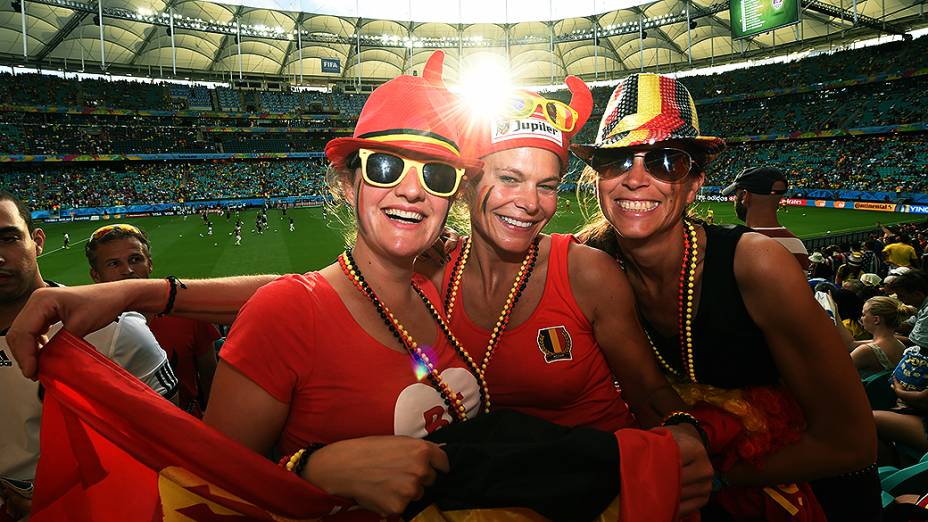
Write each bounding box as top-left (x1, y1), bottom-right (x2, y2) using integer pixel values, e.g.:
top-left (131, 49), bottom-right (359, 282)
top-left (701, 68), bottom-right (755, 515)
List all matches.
top-left (576, 73), bottom-right (879, 520)
top-left (418, 77), bottom-right (713, 517)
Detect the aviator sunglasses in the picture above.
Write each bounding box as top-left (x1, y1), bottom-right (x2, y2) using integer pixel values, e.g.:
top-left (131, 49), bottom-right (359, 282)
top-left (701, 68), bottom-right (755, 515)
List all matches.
top-left (503, 91), bottom-right (579, 133)
top-left (583, 147), bottom-right (698, 183)
top-left (358, 148), bottom-right (465, 198)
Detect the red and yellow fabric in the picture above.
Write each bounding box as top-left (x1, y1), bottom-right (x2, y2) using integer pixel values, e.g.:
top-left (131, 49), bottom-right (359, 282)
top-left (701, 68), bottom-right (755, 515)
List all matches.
top-left (677, 383), bottom-right (827, 522)
top-left (31, 330), bottom-right (353, 521)
top-left (31, 330), bottom-right (682, 522)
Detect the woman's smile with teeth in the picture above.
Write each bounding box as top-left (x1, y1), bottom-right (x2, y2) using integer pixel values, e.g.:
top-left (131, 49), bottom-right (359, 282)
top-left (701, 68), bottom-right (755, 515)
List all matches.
top-left (383, 208), bottom-right (424, 223)
top-left (498, 215), bottom-right (534, 228)
top-left (617, 200), bottom-right (659, 212)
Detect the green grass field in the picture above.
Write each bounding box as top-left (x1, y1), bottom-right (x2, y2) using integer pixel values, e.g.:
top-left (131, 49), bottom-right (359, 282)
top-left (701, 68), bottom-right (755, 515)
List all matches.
top-left (36, 194), bottom-right (926, 286)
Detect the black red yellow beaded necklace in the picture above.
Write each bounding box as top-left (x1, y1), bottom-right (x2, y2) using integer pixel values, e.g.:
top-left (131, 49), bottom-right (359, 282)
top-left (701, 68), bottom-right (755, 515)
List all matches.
top-left (339, 249), bottom-right (489, 420)
top-left (642, 219), bottom-right (699, 383)
top-left (443, 235), bottom-right (540, 378)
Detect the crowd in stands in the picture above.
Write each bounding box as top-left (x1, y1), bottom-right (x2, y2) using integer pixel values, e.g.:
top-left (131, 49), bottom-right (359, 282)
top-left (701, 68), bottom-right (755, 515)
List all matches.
top-left (705, 134), bottom-right (928, 193)
top-left (0, 73), bottom-right (344, 115)
top-left (698, 76), bottom-right (926, 136)
top-left (792, 219), bottom-right (928, 486)
top-left (0, 35), bottom-right (924, 206)
top-left (682, 36), bottom-right (928, 99)
top-left (1, 159), bottom-right (328, 210)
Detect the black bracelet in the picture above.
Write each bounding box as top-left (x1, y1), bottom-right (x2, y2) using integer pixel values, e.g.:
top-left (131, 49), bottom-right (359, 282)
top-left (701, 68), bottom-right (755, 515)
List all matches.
top-left (159, 276), bottom-right (187, 317)
top-left (661, 411), bottom-right (711, 451)
top-left (293, 443), bottom-right (326, 476)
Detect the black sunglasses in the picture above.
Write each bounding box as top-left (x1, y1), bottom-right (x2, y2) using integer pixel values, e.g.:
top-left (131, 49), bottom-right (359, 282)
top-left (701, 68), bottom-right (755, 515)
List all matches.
top-left (584, 147), bottom-right (698, 183)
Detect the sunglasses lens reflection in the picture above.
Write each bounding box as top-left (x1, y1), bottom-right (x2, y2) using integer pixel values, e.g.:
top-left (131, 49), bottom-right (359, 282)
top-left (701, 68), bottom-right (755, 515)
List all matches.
top-left (421, 163), bottom-right (458, 194)
top-left (366, 153), bottom-right (406, 184)
top-left (589, 148), bottom-right (693, 182)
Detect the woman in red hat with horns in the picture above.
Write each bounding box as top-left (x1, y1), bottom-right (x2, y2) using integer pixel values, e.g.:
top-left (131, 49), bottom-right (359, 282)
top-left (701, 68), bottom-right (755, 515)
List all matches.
top-left (417, 77), bottom-right (713, 518)
top-left (576, 72), bottom-right (880, 520)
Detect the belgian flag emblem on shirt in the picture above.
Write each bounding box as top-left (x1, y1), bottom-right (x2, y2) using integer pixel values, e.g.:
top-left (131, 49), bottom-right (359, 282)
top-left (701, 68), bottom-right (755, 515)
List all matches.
top-left (536, 326), bottom-right (573, 363)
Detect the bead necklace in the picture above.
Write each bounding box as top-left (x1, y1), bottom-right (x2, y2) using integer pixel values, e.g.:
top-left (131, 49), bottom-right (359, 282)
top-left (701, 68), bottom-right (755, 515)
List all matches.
top-left (645, 220), bottom-right (699, 383)
top-left (444, 236), bottom-right (540, 377)
top-left (339, 250), bottom-right (489, 420)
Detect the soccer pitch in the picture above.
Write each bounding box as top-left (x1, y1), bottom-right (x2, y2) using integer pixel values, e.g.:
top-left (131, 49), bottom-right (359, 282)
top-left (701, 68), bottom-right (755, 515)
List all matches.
top-left (36, 194), bottom-right (926, 286)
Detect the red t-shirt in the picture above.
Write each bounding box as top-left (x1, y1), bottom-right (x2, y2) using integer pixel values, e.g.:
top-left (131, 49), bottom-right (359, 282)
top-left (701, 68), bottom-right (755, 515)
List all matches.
top-left (221, 272), bottom-right (481, 455)
top-left (147, 315), bottom-right (220, 414)
top-left (441, 234), bottom-right (637, 432)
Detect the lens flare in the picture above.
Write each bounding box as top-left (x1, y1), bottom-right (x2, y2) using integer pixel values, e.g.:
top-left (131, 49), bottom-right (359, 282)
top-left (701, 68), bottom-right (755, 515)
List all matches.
top-left (453, 55), bottom-right (515, 122)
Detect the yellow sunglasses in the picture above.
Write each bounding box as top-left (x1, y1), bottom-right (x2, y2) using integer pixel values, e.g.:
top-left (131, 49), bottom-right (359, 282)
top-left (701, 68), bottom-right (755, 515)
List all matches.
top-left (502, 91), bottom-right (579, 133)
top-left (90, 223), bottom-right (143, 241)
top-left (358, 148), bottom-right (465, 198)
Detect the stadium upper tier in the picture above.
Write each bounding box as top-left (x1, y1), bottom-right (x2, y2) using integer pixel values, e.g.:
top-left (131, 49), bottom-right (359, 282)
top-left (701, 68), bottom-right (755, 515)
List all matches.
top-left (1, 35), bottom-right (926, 116)
top-left (0, 63), bottom-right (924, 154)
top-left (0, 0), bottom-right (922, 83)
top-left (0, 35), bottom-right (927, 211)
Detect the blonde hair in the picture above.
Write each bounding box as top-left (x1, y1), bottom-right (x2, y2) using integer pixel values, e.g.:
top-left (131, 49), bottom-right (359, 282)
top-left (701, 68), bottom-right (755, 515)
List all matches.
top-left (866, 296), bottom-right (917, 329)
top-left (323, 159), bottom-right (360, 247)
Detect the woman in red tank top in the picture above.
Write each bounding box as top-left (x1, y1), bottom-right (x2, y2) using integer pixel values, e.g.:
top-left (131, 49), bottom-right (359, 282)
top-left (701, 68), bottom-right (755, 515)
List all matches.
top-left (418, 76), bottom-right (714, 516)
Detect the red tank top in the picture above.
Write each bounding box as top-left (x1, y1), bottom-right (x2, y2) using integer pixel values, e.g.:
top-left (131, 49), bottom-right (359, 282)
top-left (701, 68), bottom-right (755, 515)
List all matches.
top-left (221, 272), bottom-right (482, 454)
top-left (441, 233), bottom-right (636, 432)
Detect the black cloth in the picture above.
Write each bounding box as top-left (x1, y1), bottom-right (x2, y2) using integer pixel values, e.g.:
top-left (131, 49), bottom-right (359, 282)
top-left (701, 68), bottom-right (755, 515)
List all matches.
top-left (643, 224), bottom-right (779, 388)
top-left (405, 410), bottom-right (620, 522)
top-left (810, 465), bottom-right (883, 522)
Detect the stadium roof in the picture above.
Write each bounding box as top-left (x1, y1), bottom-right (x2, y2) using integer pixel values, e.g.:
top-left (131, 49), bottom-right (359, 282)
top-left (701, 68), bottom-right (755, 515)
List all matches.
top-left (0, 0), bottom-right (924, 85)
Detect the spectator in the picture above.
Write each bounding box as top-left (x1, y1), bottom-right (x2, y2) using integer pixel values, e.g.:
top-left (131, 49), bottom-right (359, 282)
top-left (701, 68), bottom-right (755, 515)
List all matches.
top-left (884, 235), bottom-right (920, 270)
top-left (837, 296), bottom-right (914, 377)
top-left (836, 252), bottom-right (865, 286)
top-left (0, 191), bottom-right (176, 520)
top-left (886, 270), bottom-right (928, 349)
top-left (721, 166), bottom-right (810, 270)
top-left (85, 223), bottom-right (221, 418)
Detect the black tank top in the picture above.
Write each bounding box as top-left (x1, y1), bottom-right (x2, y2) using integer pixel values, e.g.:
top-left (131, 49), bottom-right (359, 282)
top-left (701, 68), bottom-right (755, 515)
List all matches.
top-left (644, 224), bottom-right (781, 388)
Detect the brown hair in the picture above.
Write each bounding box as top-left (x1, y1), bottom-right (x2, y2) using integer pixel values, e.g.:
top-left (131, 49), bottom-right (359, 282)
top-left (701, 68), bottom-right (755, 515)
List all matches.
top-left (0, 190), bottom-right (35, 233)
top-left (85, 226), bottom-right (152, 269)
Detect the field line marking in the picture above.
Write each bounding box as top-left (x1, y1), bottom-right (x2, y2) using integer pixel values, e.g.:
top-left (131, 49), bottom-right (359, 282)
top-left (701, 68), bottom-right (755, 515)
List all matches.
top-left (38, 238), bottom-right (89, 258)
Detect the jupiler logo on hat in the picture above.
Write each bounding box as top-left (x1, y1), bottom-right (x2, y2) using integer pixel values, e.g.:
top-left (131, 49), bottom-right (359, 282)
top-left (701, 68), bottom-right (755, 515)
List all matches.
top-left (490, 118), bottom-right (563, 146)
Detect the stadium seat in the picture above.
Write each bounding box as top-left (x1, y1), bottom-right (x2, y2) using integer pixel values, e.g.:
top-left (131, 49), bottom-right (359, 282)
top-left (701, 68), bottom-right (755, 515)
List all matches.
top-left (882, 461), bottom-right (928, 496)
top-left (864, 370), bottom-right (897, 411)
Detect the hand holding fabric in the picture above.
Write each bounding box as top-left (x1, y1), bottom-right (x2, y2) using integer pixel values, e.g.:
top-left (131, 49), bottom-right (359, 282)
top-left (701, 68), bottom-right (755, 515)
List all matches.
top-left (303, 436), bottom-right (449, 517)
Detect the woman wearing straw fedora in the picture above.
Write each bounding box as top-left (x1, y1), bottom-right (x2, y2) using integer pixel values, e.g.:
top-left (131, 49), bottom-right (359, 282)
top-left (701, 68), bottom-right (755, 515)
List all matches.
top-left (575, 73), bottom-right (880, 521)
